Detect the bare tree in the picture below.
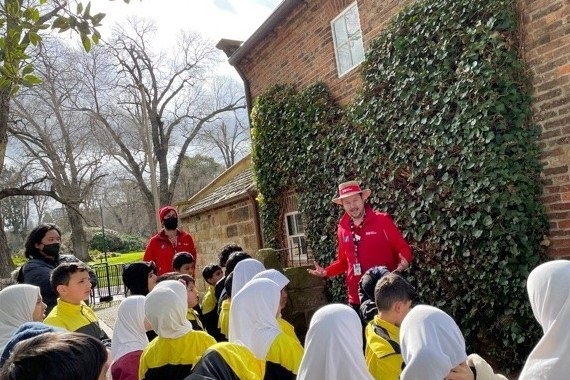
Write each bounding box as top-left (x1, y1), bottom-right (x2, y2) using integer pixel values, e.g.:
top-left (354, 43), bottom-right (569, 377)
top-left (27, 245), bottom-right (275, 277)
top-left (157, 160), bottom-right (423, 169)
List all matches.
top-left (8, 40), bottom-right (107, 261)
top-left (198, 77), bottom-right (251, 168)
top-left (77, 19), bottom-right (245, 231)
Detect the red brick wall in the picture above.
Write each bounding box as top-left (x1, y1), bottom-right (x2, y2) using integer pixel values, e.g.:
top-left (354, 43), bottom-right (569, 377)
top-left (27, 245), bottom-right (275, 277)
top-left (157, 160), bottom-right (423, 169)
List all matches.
top-left (238, 0), bottom-right (570, 256)
top-left (238, 0), bottom-right (414, 106)
top-left (520, 0), bottom-right (570, 256)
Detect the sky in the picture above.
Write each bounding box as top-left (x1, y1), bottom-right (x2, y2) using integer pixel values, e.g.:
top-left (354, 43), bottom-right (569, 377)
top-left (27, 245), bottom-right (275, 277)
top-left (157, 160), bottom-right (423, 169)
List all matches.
top-left (90, 0), bottom-right (282, 49)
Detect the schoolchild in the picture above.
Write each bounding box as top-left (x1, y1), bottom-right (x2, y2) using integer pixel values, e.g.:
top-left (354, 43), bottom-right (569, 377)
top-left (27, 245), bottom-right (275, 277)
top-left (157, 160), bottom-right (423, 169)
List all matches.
top-left (229, 278), bottom-right (303, 380)
top-left (201, 264), bottom-right (224, 339)
top-left (0, 331), bottom-right (109, 380)
top-left (185, 342), bottom-right (265, 380)
top-left (139, 280), bottom-right (215, 380)
top-left (400, 305), bottom-right (506, 380)
top-left (297, 304), bottom-right (373, 380)
top-left (365, 272), bottom-right (415, 380)
top-left (111, 296), bottom-right (150, 380)
top-left (519, 260), bottom-right (570, 380)
top-left (218, 258), bottom-right (265, 340)
top-left (0, 284), bottom-right (46, 353)
top-left (43, 262), bottom-right (110, 345)
top-left (358, 265), bottom-right (390, 323)
top-left (156, 272), bottom-right (205, 332)
top-left (214, 244), bottom-right (244, 302)
top-left (251, 269), bottom-right (301, 344)
top-left (173, 252), bottom-right (195, 275)
top-left (122, 261), bottom-right (157, 296)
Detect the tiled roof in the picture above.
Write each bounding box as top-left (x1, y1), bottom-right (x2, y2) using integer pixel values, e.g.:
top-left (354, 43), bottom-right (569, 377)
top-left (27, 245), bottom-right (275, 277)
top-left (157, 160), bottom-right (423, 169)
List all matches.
top-left (180, 166), bottom-right (255, 216)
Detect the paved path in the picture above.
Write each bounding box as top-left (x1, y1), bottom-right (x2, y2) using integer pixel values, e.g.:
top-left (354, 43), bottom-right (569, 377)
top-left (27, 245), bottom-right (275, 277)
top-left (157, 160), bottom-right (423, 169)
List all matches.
top-left (93, 296), bottom-right (124, 337)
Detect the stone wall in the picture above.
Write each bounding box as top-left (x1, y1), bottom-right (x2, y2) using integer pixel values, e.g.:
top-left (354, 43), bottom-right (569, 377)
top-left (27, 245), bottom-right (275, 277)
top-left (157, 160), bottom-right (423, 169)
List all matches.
top-left (182, 200), bottom-right (260, 291)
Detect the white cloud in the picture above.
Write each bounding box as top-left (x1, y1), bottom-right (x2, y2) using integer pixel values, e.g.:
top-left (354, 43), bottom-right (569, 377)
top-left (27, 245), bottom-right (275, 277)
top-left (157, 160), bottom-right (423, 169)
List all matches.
top-left (89, 0), bottom-right (281, 44)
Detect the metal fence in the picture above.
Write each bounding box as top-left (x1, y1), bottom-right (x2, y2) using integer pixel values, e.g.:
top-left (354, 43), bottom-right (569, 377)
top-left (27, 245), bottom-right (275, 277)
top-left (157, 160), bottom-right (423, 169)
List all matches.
top-left (275, 244), bottom-right (312, 267)
top-left (90, 263), bottom-right (127, 303)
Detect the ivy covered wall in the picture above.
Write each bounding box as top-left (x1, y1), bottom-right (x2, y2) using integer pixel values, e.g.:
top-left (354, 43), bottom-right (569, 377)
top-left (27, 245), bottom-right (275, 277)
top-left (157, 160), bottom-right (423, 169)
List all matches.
top-left (251, 0), bottom-right (548, 372)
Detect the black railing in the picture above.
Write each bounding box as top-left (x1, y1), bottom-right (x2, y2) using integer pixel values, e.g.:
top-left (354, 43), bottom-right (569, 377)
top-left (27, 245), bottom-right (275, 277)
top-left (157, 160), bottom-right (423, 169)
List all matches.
top-left (274, 244), bottom-right (312, 267)
top-left (90, 263), bottom-right (126, 304)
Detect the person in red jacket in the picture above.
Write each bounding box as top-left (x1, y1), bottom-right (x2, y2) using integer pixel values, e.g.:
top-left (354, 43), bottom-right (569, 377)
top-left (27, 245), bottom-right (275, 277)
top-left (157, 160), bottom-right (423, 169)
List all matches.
top-left (308, 181), bottom-right (412, 309)
top-left (144, 206), bottom-right (197, 276)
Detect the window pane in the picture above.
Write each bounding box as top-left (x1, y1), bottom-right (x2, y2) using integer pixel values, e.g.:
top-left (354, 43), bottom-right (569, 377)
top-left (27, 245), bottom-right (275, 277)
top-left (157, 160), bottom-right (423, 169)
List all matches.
top-left (337, 43), bottom-right (353, 74)
top-left (333, 18), bottom-right (348, 45)
top-left (350, 37), bottom-right (365, 65)
top-left (286, 215), bottom-right (294, 235)
top-left (295, 214), bottom-right (304, 233)
top-left (345, 7), bottom-right (360, 37)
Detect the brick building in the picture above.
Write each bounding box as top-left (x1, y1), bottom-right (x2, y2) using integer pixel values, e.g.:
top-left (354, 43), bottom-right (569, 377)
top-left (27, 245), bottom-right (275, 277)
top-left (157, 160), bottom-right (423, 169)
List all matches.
top-left (218, 0), bottom-right (570, 256)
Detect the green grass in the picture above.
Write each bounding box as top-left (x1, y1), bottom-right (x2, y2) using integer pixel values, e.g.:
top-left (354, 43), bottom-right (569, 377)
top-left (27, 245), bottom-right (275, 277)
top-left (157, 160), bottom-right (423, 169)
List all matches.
top-left (88, 251), bottom-right (144, 266)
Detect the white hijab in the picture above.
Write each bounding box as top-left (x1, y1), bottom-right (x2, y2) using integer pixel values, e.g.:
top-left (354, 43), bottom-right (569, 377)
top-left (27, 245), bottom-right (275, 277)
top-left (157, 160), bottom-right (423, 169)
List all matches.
top-left (111, 296), bottom-right (149, 362)
top-left (252, 269), bottom-right (289, 289)
top-left (144, 280), bottom-right (193, 339)
top-left (0, 284), bottom-right (40, 353)
top-left (519, 260), bottom-right (570, 380)
top-left (231, 259), bottom-right (265, 296)
top-left (297, 304), bottom-right (373, 380)
top-left (229, 278), bottom-right (281, 359)
top-left (400, 305), bottom-right (467, 380)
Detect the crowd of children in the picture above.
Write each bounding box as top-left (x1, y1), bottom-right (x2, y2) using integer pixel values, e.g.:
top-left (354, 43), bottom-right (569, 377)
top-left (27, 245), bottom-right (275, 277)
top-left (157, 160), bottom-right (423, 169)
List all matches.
top-left (0, 240), bottom-right (569, 380)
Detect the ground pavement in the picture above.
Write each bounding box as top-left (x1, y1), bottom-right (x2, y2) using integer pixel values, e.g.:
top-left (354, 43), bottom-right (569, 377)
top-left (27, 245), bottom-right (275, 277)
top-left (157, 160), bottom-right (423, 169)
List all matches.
top-left (93, 296), bottom-right (124, 337)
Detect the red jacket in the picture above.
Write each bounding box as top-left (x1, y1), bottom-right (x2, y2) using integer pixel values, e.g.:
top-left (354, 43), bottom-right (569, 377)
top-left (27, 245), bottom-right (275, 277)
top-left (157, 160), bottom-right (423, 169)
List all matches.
top-left (143, 229), bottom-right (196, 276)
top-left (325, 205), bottom-right (412, 304)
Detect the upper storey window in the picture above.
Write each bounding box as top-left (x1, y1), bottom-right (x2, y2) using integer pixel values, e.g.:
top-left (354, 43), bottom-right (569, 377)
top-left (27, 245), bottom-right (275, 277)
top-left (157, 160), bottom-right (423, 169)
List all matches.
top-left (331, 2), bottom-right (365, 77)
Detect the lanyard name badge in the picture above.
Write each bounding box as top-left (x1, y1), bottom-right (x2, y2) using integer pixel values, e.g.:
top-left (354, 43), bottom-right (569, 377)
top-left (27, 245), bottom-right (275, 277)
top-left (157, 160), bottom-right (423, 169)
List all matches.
top-left (350, 213), bottom-right (364, 276)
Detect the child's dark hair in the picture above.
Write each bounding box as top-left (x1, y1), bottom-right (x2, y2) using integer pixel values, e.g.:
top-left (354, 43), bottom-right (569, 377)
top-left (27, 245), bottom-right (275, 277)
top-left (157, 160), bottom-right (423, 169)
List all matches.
top-left (24, 224), bottom-right (61, 259)
top-left (50, 262), bottom-right (88, 295)
top-left (224, 251), bottom-right (251, 275)
top-left (0, 332), bottom-right (107, 380)
top-left (202, 264), bottom-right (222, 281)
top-left (157, 272), bottom-right (194, 286)
top-left (374, 273), bottom-right (416, 312)
top-left (172, 251), bottom-right (194, 271)
top-left (122, 261), bottom-right (157, 296)
top-left (218, 244), bottom-right (243, 267)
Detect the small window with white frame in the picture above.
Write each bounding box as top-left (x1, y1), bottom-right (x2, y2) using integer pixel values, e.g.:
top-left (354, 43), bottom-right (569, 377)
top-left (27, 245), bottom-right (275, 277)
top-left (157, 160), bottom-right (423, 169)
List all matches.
top-left (331, 2), bottom-right (365, 77)
top-left (285, 212), bottom-right (308, 265)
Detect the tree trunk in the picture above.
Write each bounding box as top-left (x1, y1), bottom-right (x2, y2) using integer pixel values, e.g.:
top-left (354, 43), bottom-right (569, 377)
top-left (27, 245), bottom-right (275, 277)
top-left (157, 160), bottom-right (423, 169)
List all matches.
top-left (66, 204), bottom-right (89, 262)
top-left (0, 208), bottom-right (16, 277)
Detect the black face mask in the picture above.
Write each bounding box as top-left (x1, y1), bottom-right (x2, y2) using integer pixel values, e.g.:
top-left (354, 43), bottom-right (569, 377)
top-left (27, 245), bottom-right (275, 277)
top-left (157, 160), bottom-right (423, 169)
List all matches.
top-left (163, 217), bottom-right (178, 230)
top-left (42, 243), bottom-right (60, 257)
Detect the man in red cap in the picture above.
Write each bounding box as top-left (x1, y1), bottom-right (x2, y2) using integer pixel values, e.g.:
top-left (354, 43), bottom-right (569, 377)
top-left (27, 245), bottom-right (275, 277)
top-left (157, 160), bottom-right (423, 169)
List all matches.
top-left (308, 181), bottom-right (412, 310)
top-left (143, 206), bottom-right (197, 276)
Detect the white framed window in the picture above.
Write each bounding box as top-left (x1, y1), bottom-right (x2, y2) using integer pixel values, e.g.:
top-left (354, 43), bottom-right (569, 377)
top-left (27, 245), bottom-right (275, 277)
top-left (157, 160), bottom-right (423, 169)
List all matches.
top-left (285, 212), bottom-right (307, 265)
top-left (331, 2), bottom-right (365, 77)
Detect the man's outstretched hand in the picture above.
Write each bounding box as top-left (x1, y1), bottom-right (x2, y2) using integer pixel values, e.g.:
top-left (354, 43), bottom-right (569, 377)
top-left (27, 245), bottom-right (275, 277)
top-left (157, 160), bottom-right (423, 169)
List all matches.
top-left (307, 261), bottom-right (327, 278)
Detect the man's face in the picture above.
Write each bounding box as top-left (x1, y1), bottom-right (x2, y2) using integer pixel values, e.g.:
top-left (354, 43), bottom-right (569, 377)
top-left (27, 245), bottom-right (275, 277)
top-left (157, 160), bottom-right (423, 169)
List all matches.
top-left (341, 193), bottom-right (365, 220)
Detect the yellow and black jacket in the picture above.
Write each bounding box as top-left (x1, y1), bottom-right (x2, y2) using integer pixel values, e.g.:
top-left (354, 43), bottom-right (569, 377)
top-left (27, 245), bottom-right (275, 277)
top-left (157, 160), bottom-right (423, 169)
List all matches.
top-left (365, 315), bottom-right (403, 380)
top-left (139, 330), bottom-right (216, 380)
top-left (277, 317), bottom-right (301, 345)
top-left (187, 308), bottom-right (205, 331)
top-left (43, 299), bottom-right (109, 342)
top-left (218, 298), bottom-right (231, 340)
top-left (264, 332), bottom-right (304, 380)
top-left (187, 342), bottom-right (265, 380)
